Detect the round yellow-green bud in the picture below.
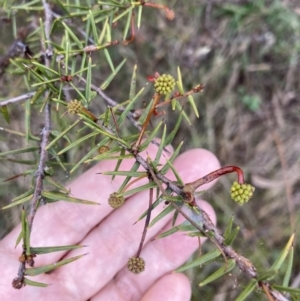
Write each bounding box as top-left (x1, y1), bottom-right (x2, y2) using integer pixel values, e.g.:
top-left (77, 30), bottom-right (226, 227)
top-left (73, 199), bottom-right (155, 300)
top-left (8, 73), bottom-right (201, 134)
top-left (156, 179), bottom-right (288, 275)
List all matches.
top-left (154, 74), bottom-right (176, 95)
top-left (230, 181), bottom-right (255, 205)
top-left (127, 257), bottom-right (145, 274)
top-left (67, 99), bottom-right (83, 114)
top-left (108, 192), bottom-right (125, 209)
top-left (98, 145), bottom-right (109, 154)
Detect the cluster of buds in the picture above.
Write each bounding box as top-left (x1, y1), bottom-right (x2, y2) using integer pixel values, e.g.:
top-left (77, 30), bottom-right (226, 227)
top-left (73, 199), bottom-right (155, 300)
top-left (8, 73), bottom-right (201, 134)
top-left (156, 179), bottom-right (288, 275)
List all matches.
top-left (67, 99), bottom-right (83, 115)
top-left (67, 99), bottom-right (98, 122)
top-left (127, 257), bottom-right (145, 274)
top-left (98, 145), bottom-right (109, 154)
top-left (108, 192), bottom-right (125, 209)
top-left (231, 181), bottom-right (255, 205)
top-left (154, 74), bottom-right (176, 95)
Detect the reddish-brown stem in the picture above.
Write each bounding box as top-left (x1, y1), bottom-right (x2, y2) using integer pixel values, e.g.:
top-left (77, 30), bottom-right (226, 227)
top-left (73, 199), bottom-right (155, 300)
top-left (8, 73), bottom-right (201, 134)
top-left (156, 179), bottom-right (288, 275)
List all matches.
top-left (142, 2), bottom-right (175, 20)
top-left (136, 186), bottom-right (153, 257)
top-left (143, 2), bottom-right (165, 9)
top-left (186, 166), bottom-right (244, 191)
top-left (132, 93), bottom-right (161, 151)
top-left (259, 281), bottom-right (275, 301)
top-left (155, 84), bottom-right (205, 110)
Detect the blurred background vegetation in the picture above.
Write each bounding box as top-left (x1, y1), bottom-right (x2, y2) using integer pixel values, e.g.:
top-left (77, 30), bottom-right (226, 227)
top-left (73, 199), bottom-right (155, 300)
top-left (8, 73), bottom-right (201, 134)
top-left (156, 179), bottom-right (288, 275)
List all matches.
top-left (0, 0), bottom-right (300, 300)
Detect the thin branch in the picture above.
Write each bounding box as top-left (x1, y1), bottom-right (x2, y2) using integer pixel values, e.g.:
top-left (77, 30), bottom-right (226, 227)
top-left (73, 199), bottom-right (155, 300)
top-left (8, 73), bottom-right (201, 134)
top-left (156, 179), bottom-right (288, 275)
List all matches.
top-left (13, 0), bottom-right (54, 289)
top-left (135, 185), bottom-right (153, 258)
top-left (27, 0), bottom-right (53, 230)
top-left (0, 92), bottom-right (35, 107)
top-left (187, 166), bottom-right (245, 189)
top-left (27, 92), bottom-right (51, 232)
top-left (133, 93), bottom-right (161, 151)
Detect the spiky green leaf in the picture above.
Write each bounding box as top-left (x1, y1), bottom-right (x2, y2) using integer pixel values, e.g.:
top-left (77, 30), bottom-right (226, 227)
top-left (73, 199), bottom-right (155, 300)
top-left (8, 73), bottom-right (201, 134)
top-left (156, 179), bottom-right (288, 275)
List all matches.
top-left (24, 277), bottom-right (49, 287)
top-left (270, 233), bottom-right (295, 271)
top-left (101, 58), bottom-right (126, 90)
top-left (41, 191), bottom-right (99, 205)
top-left (199, 259), bottom-right (236, 287)
top-left (31, 244), bottom-right (86, 254)
top-left (175, 249), bottom-right (221, 273)
top-left (160, 141), bottom-right (183, 174)
top-left (283, 242), bottom-right (294, 287)
top-left (235, 279), bottom-right (257, 301)
top-left (0, 105), bottom-right (10, 124)
top-left (25, 254), bottom-right (87, 276)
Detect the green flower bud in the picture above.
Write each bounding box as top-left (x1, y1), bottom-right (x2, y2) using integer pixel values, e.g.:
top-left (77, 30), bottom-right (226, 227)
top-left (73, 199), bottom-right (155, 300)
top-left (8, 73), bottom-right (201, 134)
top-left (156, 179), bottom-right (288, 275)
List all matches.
top-left (98, 145), bottom-right (109, 154)
top-left (154, 74), bottom-right (175, 95)
top-left (127, 257), bottom-right (145, 274)
top-left (108, 192), bottom-right (125, 209)
top-left (67, 99), bottom-right (83, 114)
top-left (230, 181), bottom-right (255, 205)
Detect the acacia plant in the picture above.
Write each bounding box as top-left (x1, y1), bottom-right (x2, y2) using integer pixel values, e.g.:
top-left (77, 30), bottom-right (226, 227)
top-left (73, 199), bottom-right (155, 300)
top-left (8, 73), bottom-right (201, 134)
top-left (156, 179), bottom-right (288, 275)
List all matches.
top-left (0, 1), bottom-right (299, 300)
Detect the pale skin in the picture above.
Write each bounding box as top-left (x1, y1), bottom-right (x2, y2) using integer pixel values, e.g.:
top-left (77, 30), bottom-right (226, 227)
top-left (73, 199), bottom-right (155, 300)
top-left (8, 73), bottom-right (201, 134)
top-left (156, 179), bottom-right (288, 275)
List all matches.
top-left (0, 146), bottom-right (219, 301)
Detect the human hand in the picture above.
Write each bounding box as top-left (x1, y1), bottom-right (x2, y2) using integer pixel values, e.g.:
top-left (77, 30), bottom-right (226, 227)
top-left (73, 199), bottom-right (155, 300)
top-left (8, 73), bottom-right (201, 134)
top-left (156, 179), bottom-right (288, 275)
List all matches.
top-left (0, 145), bottom-right (219, 301)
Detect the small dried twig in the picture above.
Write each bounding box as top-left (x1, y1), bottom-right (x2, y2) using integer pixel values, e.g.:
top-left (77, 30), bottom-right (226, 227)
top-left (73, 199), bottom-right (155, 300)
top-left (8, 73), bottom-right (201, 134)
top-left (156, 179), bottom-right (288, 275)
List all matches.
top-left (141, 1), bottom-right (175, 20)
top-left (132, 93), bottom-right (161, 151)
top-left (13, 0), bottom-right (54, 289)
top-left (27, 0), bottom-right (53, 232)
top-left (135, 185), bottom-right (153, 258)
top-left (0, 92), bottom-right (35, 107)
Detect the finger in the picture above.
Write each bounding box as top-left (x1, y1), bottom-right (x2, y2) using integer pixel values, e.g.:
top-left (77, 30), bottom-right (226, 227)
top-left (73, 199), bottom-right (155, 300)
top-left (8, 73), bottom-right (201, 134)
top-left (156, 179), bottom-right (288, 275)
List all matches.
top-left (90, 273), bottom-right (191, 301)
top-left (0, 143), bottom-right (173, 300)
top-left (42, 181), bottom-right (175, 300)
top-left (86, 149), bottom-right (219, 300)
top-left (141, 273), bottom-right (191, 301)
top-left (1, 143), bottom-right (173, 264)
